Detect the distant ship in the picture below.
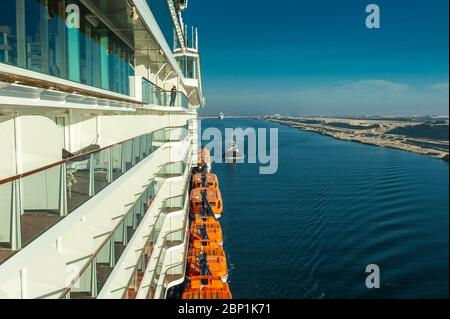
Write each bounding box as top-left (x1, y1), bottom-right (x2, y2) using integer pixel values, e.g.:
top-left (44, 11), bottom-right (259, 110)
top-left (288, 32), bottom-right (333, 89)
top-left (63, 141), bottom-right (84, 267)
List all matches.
top-left (224, 140), bottom-right (245, 161)
top-left (218, 112), bottom-right (224, 120)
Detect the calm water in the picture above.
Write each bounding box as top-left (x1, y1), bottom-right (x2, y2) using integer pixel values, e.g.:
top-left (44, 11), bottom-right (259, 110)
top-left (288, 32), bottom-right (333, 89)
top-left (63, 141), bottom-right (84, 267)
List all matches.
top-left (201, 118), bottom-right (449, 299)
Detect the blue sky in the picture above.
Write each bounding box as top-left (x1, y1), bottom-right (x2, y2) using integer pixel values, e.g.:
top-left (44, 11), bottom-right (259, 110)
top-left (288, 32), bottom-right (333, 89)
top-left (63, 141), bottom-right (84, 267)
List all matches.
top-left (184, 0), bottom-right (449, 116)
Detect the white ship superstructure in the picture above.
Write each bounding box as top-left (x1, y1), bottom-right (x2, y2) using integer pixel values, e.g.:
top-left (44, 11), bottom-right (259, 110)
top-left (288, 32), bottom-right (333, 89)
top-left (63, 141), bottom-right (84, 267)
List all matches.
top-left (0, 0), bottom-right (203, 299)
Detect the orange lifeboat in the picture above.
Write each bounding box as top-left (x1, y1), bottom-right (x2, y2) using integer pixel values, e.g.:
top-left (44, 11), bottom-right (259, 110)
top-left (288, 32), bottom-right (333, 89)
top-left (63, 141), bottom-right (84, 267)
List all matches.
top-left (190, 222), bottom-right (221, 235)
top-left (191, 216), bottom-right (221, 229)
top-left (190, 240), bottom-right (223, 250)
top-left (190, 224), bottom-right (223, 245)
top-left (188, 242), bottom-right (226, 258)
top-left (182, 276), bottom-right (232, 299)
top-left (187, 252), bottom-right (228, 282)
top-left (191, 172), bottom-right (219, 189)
top-left (190, 187), bottom-right (223, 219)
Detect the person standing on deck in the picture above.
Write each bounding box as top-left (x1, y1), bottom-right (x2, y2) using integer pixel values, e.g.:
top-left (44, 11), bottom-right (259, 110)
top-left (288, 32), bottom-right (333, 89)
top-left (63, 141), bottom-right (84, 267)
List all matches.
top-left (170, 85), bottom-right (177, 106)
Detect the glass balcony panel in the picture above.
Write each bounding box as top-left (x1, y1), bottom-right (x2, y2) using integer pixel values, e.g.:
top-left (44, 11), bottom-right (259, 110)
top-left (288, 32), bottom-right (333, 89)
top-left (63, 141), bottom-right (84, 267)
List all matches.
top-left (0, 0), bottom-right (133, 95)
top-left (166, 229), bottom-right (184, 248)
top-left (113, 219), bottom-right (127, 264)
top-left (94, 148), bottom-right (110, 194)
top-left (0, 182), bottom-right (13, 257)
top-left (159, 162), bottom-right (185, 178)
top-left (139, 135), bottom-right (147, 160)
top-left (164, 195), bottom-right (184, 213)
top-left (21, 165), bottom-right (62, 247)
top-left (95, 238), bottom-right (114, 293)
top-left (132, 136), bottom-right (141, 165)
top-left (67, 155), bottom-right (91, 213)
top-left (111, 143), bottom-right (123, 181)
top-left (122, 140), bottom-right (133, 171)
top-left (69, 259), bottom-right (96, 299)
top-left (152, 129), bottom-right (165, 143)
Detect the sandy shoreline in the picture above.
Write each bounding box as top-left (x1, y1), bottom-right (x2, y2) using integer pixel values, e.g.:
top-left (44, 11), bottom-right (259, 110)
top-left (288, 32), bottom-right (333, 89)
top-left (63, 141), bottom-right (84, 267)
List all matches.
top-left (265, 117), bottom-right (449, 161)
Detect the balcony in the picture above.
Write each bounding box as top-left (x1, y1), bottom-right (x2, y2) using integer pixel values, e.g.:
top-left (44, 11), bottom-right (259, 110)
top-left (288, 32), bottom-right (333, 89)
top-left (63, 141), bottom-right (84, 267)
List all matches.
top-left (145, 224), bottom-right (187, 299)
top-left (141, 77), bottom-right (189, 109)
top-left (152, 126), bottom-right (188, 144)
top-left (58, 164), bottom-right (179, 299)
top-left (0, 126), bottom-right (186, 264)
top-left (121, 194), bottom-right (186, 299)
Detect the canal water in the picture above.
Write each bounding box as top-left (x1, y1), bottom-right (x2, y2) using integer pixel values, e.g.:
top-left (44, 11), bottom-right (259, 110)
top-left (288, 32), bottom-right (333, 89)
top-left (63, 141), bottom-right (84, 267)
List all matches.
top-left (200, 118), bottom-right (449, 298)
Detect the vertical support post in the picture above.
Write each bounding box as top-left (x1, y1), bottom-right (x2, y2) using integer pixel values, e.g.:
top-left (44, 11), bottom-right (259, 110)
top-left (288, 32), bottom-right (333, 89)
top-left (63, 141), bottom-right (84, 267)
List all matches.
top-left (122, 220), bottom-right (128, 246)
top-left (109, 237), bottom-right (115, 268)
top-left (131, 139), bottom-right (136, 166)
top-left (19, 267), bottom-right (28, 299)
top-left (132, 205), bottom-right (137, 230)
top-left (108, 148), bottom-right (113, 183)
top-left (90, 258), bottom-right (97, 298)
top-left (121, 143), bottom-right (126, 173)
top-left (89, 154), bottom-right (95, 196)
top-left (60, 163), bottom-right (68, 217)
top-left (11, 180), bottom-right (22, 250)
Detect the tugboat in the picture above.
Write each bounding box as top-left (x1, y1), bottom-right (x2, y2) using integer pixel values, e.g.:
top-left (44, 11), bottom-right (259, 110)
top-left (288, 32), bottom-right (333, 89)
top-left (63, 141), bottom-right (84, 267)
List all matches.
top-left (218, 112), bottom-right (224, 120)
top-left (224, 140), bottom-right (244, 162)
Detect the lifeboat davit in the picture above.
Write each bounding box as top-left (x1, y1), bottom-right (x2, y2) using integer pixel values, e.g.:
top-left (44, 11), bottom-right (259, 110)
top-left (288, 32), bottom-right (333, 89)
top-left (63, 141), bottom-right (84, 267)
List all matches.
top-left (182, 276), bottom-right (232, 299)
top-left (190, 187), bottom-right (223, 219)
top-left (191, 172), bottom-right (219, 189)
top-left (190, 224), bottom-right (223, 245)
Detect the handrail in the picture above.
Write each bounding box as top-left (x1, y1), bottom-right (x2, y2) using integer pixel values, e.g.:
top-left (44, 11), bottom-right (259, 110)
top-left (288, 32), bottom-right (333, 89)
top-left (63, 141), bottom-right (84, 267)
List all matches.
top-left (120, 193), bottom-right (186, 299)
top-left (145, 221), bottom-right (188, 298)
top-left (141, 77), bottom-right (190, 102)
top-left (119, 237), bottom-right (151, 299)
top-left (59, 163), bottom-right (168, 299)
top-left (153, 184), bottom-right (190, 298)
top-left (162, 209), bottom-right (190, 286)
top-left (0, 126), bottom-right (187, 185)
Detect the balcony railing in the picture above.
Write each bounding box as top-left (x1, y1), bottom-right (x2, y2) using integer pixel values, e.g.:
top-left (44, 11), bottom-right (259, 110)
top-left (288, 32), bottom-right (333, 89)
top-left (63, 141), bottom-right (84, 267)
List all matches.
top-left (152, 127), bottom-right (188, 144)
top-left (122, 194), bottom-right (186, 299)
top-left (142, 78), bottom-right (189, 108)
top-left (159, 213), bottom-right (190, 299)
top-left (146, 213), bottom-right (189, 299)
top-left (0, 126), bottom-right (186, 262)
top-left (59, 165), bottom-right (173, 299)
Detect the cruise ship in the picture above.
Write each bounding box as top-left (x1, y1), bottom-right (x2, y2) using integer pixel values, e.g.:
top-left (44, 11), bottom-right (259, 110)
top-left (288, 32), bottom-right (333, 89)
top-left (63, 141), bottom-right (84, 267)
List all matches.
top-left (0, 0), bottom-right (203, 299)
